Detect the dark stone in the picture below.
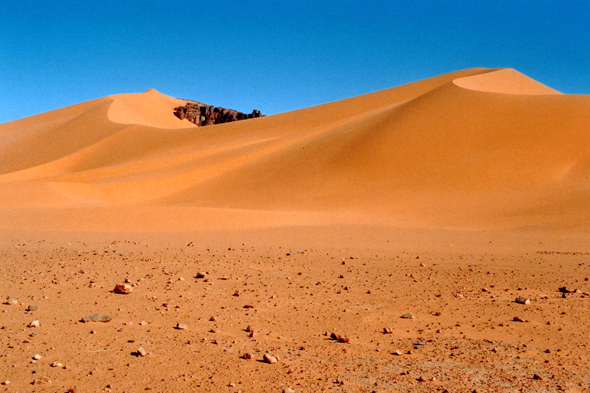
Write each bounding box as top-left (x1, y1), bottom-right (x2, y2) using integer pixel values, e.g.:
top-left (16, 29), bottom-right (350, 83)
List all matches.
top-left (174, 101), bottom-right (263, 127)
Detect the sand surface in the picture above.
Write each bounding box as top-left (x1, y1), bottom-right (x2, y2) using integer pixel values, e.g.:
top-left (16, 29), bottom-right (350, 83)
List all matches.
top-left (1, 68), bottom-right (589, 392)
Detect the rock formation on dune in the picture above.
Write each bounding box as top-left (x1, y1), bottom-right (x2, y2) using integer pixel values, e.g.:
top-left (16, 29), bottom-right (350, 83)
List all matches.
top-left (174, 101), bottom-right (262, 126)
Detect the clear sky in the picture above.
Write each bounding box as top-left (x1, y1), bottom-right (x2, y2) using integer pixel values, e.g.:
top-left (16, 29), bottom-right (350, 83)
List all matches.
top-left (1, 0), bottom-right (590, 123)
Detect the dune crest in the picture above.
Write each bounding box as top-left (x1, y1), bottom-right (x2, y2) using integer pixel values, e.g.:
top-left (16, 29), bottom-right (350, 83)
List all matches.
top-left (107, 89), bottom-right (197, 129)
top-left (453, 68), bottom-right (562, 95)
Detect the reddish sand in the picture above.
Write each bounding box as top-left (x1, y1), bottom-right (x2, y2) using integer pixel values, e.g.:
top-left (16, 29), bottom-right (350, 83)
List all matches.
top-left (1, 68), bottom-right (589, 392)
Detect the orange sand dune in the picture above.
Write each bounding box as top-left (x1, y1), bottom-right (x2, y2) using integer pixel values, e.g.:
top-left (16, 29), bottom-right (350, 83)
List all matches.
top-left (0, 67), bottom-right (589, 232)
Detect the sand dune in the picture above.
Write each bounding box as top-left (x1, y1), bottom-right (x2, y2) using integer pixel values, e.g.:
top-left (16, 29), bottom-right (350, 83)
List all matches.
top-left (0, 67), bottom-right (589, 231)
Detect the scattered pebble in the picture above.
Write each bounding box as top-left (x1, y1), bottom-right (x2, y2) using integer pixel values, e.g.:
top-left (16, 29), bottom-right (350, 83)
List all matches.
top-left (383, 327), bottom-right (393, 334)
top-left (32, 376), bottom-right (51, 385)
top-left (513, 316), bottom-right (525, 322)
top-left (28, 320), bottom-right (40, 328)
top-left (26, 305), bottom-right (38, 311)
top-left (283, 388), bottom-right (298, 393)
top-left (114, 283), bottom-right (133, 294)
top-left (175, 323), bottom-right (188, 330)
top-left (82, 314), bottom-right (112, 323)
top-left (330, 333), bottom-right (350, 343)
top-left (263, 353), bottom-right (278, 364)
top-left (401, 312), bottom-right (414, 319)
top-left (196, 272), bottom-right (207, 279)
top-left (137, 347), bottom-right (148, 357)
top-left (34, 354), bottom-right (42, 360)
top-left (51, 362), bottom-right (63, 368)
top-left (1, 380), bottom-right (9, 385)
top-left (242, 353), bottom-right (254, 360)
top-left (515, 297), bottom-right (530, 305)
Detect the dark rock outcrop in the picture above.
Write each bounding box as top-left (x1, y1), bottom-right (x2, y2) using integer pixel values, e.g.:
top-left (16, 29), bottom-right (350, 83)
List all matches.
top-left (174, 101), bottom-right (262, 127)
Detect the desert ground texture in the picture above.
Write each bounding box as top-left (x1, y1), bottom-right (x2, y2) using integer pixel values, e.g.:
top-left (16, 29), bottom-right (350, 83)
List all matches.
top-left (1, 68), bottom-right (590, 392)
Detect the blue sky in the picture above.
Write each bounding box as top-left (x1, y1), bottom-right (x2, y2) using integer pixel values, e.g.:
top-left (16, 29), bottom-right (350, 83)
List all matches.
top-left (1, 0), bottom-right (589, 123)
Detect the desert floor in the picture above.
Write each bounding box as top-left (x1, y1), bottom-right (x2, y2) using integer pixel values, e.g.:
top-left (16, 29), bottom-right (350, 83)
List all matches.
top-left (2, 226), bottom-right (590, 393)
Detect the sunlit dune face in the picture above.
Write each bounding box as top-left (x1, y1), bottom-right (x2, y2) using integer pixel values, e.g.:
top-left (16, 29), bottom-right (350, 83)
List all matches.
top-left (453, 68), bottom-right (562, 95)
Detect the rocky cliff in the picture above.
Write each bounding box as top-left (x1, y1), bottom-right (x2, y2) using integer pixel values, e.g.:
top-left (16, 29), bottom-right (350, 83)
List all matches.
top-left (174, 101), bottom-right (262, 126)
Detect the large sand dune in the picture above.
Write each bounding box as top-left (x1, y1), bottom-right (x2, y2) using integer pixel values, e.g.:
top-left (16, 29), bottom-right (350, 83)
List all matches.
top-left (1, 67), bottom-right (589, 231)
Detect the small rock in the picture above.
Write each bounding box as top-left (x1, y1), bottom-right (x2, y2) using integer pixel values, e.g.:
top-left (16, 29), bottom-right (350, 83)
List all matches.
top-left (139, 321), bottom-right (148, 326)
top-left (513, 316), bottom-right (525, 322)
top-left (330, 332), bottom-right (350, 343)
top-left (82, 314), bottom-right (112, 323)
top-left (393, 350), bottom-right (403, 356)
top-left (137, 347), bottom-right (148, 357)
top-left (51, 362), bottom-right (63, 368)
top-left (242, 352), bottom-right (254, 359)
top-left (263, 353), bottom-right (278, 364)
top-left (243, 304), bottom-right (254, 309)
top-left (558, 287), bottom-right (572, 293)
top-left (114, 283), bottom-right (133, 294)
top-left (209, 316), bottom-right (217, 321)
top-left (27, 305), bottom-right (38, 311)
top-left (533, 374), bottom-right (543, 380)
top-left (401, 312), bottom-right (414, 319)
top-left (28, 320), bottom-right (40, 328)
top-left (283, 389), bottom-right (298, 393)
top-left (383, 327), bottom-right (393, 334)
top-left (7, 299), bottom-right (17, 305)
top-left (228, 382), bottom-right (236, 387)
top-left (196, 272), bottom-right (207, 279)
top-left (33, 354), bottom-right (42, 360)
top-left (515, 297), bottom-right (530, 305)
top-left (175, 323), bottom-right (188, 330)
top-left (1, 380), bottom-right (9, 385)
top-left (32, 376), bottom-right (51, 385)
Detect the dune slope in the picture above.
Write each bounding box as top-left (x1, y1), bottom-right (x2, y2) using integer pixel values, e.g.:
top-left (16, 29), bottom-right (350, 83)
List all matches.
top-left (0, 68), bottom-right (589, 231)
